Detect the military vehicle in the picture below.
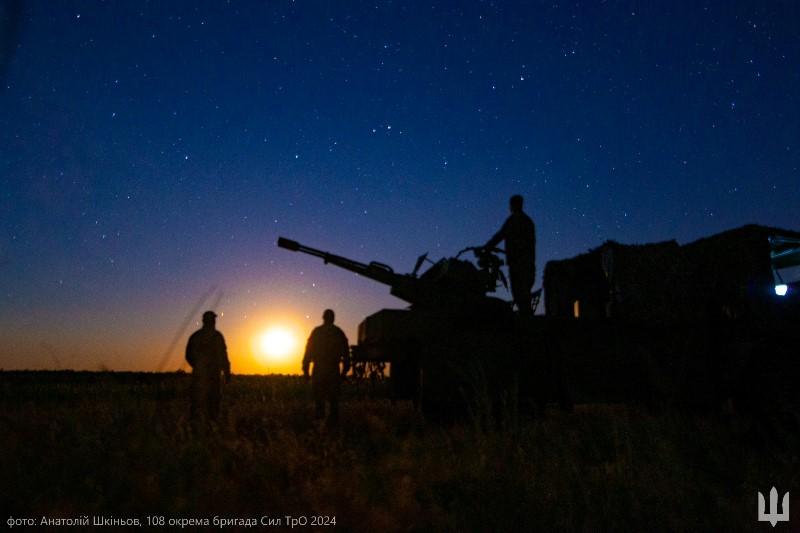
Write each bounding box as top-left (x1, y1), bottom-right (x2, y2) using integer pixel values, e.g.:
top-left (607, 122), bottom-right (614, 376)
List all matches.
top-left (542, 224), bottom-right (800, 413)
top-left (278, 224), bottom-right (800, 417)
top-left (277, 237), bottom-right (534, 417)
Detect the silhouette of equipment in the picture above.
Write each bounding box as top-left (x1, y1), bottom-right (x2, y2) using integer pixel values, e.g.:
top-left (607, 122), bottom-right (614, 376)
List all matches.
top-left (280, 224), bottom-right (800, 418)
top-left (278, 237), bottom-right (547, 418)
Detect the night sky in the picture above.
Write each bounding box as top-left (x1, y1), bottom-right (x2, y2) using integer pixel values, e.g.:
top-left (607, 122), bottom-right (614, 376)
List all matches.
top-left (1, 1), bottom-right (799, 374)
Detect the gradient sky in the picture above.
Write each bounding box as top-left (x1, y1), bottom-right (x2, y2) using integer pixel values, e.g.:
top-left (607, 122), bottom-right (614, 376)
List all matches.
top-left (1, 1), bottom-right (799, 374)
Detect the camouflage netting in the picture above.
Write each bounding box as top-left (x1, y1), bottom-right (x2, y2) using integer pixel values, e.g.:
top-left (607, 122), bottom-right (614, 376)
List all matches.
top-left (543, 247), bottom-right (609, 319)
top-left (680, 224), bottom-right (800, 319)
top-left (602, 240), bottom-right (691, 322)
top-left (544, 224), bottom-right (800, 323)
top-left (544, 240), bottom-right (687, 322)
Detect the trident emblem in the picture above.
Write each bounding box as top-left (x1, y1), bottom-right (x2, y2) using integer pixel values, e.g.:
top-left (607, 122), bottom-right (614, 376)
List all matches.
top-left (758, 487), bottom-right (789, 527)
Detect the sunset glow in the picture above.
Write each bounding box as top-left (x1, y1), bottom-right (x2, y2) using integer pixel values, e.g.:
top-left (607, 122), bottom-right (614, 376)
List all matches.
top-left (255, 326), bottom-right (299, 365)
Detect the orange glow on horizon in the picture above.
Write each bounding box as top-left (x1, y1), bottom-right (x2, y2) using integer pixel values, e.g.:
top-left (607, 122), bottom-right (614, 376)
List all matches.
top-left (227, 316), bottom-right (307, 375)
top-left (256, 326), bottom-right (297, 361)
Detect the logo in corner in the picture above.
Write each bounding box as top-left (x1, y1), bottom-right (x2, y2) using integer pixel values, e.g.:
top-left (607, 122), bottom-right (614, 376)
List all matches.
top-left (758, 487), bottom-right (789, 527)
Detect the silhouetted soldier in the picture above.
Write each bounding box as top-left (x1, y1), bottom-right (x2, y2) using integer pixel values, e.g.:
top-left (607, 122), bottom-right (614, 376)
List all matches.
top-left (484, 194), bottom-right (537, 315)
top-left (185, 310), bottom-right (231, 421)
top-left (302, 309), bottom-right (350, 426)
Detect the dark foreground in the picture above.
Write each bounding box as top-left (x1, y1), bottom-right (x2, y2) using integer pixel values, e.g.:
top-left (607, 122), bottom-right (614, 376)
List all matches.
top-left (0, 371), bottom-right (797, 532)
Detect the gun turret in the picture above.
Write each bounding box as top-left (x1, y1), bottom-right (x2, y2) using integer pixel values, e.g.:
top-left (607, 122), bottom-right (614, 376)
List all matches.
top-left (277, 237), bottom-right (502, 307)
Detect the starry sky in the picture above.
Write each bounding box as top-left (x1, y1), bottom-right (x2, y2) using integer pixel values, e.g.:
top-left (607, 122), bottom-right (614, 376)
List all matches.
top-left (1, 1), bottom-right (799, 374)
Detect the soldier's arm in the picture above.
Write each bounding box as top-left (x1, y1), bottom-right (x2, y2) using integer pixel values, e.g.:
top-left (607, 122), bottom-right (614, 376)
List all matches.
top-left (220, 333), bottom-right (231, 383)
top-left (302, 333), bottom-right (313, 377)
top-left (485, 219), bottom-right (508, 250)
top-left (185, 334), bottom-right (196, 368)
top-left (340, 332), bottom-right (351, 377)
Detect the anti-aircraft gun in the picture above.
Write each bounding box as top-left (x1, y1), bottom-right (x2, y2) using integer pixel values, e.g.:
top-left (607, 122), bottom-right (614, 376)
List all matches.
top-left (277, 237), bottom-right (507, 308)
top-left (280, 224), bottom-right (800, 417)
top-left (277, 237), bottom-right (528, 414)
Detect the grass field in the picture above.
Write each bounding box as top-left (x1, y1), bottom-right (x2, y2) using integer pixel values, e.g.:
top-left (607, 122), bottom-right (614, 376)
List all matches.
top-left (1, 371), bottom-right (797, 531)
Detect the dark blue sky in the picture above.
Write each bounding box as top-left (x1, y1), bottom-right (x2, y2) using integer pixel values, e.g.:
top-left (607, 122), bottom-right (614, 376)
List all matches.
top-left (1, 1), bottom-right (798, 372)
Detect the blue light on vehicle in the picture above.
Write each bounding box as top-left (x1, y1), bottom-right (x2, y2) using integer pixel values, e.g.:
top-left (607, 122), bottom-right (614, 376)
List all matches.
top-left (775, 284), bottom-right (788, 296)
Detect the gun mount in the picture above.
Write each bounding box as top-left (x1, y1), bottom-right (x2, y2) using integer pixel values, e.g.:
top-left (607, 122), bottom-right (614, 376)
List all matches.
top-left (277, 237), bottom-right (506, 308)
top-left (278, 237), bottom-right (520, 415)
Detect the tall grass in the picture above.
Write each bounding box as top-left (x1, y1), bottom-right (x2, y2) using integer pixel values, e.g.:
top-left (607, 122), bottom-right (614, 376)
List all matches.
top-left (0, 371), bottom-right (797, 531)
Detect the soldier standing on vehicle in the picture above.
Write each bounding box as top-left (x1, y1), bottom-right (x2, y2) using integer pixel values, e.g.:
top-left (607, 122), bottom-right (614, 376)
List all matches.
top-left (484, 194), bottom-right (537, 315)
top-left (185, 310), bottom-right (231, 421)
top-left (302, 309), bottom-right (350, 426)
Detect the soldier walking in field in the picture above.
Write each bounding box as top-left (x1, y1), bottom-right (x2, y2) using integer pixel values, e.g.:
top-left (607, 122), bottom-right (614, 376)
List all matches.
top-left (185, 310), bottom-right (231, 422)
top-left (484, 194), bottom-right (537, 315)
top-left (302, 309), bottom-right (350, 426)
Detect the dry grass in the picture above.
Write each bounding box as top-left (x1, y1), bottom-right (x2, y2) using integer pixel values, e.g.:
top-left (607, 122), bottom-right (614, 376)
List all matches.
top-left (1, 371), bottom-right (797, 531)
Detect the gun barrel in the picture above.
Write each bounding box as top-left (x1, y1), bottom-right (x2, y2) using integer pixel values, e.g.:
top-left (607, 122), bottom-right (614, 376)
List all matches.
top-left (277, 237), bottom-right (400, 287)
top-left (277, 237), bottom-right (301, 251)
